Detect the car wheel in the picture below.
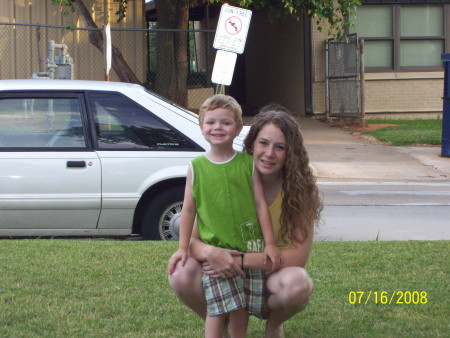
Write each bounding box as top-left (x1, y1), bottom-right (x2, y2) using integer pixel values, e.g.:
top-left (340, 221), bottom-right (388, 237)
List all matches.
top-left (142, 186), bottom-right (184, 240)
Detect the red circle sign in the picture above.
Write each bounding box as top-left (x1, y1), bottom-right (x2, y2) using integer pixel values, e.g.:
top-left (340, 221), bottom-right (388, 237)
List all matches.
top-left (225, 16), bottom-right (242, 35)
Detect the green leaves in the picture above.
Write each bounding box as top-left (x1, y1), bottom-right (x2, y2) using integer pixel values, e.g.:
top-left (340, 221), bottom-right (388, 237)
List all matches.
top-left (210, 0), bottom-right (361, 40)
top-left (52, 0), bottom-right (127, 23)
top-left (51, 0), bottom-right (75, 15)
top-left (51, 0), bottom-right (73, 5)
top-left (52, 0), bottom-right (360, 39)
top-left (113, 0), bottom-right (128, 23)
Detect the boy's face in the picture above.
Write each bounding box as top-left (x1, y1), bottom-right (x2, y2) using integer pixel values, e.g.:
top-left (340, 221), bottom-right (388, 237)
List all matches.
top-left (200, 108), bottom-right (243, 147)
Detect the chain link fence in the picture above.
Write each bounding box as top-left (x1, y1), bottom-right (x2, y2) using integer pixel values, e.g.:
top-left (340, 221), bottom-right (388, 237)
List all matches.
top-left (325, 34), bottom-right (362, 118)
top-left (0, 22), bottom-right (216, 111)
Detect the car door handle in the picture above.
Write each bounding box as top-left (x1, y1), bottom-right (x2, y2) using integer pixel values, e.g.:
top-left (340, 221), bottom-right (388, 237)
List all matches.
top-left (67, 161), bottom-right (86, 168)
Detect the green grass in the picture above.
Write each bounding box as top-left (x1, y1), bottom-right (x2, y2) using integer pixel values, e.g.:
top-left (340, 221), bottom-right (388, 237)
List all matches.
top-left (362, 119), bottom-right (442, 146)
top-left (0, 240), bottom-right (448, 337)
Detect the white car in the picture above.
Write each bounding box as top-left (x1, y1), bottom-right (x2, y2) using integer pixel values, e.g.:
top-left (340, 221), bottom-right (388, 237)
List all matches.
top-left (0, 80), bottom-right (246, 240)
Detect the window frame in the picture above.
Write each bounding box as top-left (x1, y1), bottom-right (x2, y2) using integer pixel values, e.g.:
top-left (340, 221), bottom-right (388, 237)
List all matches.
top-left (351, 2), bottom-right (449, 72)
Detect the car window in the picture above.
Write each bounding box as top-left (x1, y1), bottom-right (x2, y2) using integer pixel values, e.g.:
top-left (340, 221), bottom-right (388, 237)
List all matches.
top-left (89, 93), bottom-right (198, 150)
top-left (0, 97), bottom-right (86, 149)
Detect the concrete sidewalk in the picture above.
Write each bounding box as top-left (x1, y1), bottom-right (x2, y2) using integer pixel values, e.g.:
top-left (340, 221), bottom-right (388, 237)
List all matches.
top-left (298, 117), bottom-right (450, 182)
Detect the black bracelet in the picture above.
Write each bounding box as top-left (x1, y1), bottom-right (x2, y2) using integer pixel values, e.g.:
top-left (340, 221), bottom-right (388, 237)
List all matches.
top-left (241, 252), bottom-right (245, 270)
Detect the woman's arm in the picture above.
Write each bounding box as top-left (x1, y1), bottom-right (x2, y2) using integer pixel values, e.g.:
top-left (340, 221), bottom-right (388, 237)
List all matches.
top-left (252, 169), bottom-right (281, 271)
top-left (202, 229), bottom-right (313, 278)
top-left (244, 236), bottom-right (312, 270)
top-left (247, 227), bottom-right (313, 270)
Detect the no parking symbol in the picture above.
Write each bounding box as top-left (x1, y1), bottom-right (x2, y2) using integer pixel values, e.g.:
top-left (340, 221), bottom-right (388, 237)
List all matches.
top-left (213, 5), bottom-right (252, 54)
top-left (225, 17), bottom-right (242, 35)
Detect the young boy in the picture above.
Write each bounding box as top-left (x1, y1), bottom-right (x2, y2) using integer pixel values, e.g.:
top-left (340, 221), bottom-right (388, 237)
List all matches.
top-left (168, 94), bottom-right (281, 337)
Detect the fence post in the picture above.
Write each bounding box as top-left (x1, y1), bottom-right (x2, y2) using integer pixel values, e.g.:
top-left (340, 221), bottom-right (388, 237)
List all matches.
top-left (325, 39), bottom-right (329, 120)
top-left (36, 25), bottom-right (42, 72)
top-left (359, 38), bottom-right (365, 128)
top-left (441, 53), bottom-right (450, 157)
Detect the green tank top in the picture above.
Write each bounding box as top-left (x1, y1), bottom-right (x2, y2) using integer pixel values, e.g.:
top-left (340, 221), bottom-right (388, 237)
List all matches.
top-left (191, 152), bottom-right (264, 252)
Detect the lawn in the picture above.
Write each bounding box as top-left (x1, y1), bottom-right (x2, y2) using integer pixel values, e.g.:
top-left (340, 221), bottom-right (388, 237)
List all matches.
top-left (362, 119), bottom-right (442, 146)
top-left (0, 240), bottom-right (448, 337)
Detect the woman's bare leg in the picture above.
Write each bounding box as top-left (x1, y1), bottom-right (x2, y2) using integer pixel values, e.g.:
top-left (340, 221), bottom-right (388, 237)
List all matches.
top-left (168, 257), bottom-right (206, 319)
top-left (264, 267), bottom-right (313, 338)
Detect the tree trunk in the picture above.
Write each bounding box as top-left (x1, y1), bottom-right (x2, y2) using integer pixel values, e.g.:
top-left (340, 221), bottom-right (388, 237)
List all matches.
top-left (72, 0), bottom-right (140, 83)
top-left (154, 0), bottom-right (189, 107)
top-left (154, 0), bottom-right (176, 101)
top-left (173, 1), bottom-right (189, 107)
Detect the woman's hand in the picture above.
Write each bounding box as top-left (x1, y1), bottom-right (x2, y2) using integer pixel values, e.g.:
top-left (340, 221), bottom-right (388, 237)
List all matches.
top-left (201, 246), bottom-right (245, 279)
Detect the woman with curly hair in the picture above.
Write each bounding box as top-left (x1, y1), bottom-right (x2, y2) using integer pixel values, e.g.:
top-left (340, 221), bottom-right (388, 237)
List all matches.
top-left (169, 106), bottom-right (322, 337)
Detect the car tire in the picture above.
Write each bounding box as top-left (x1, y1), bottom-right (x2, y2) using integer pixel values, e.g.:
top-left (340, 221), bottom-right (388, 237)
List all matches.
top-left (141, 185), bottom-right (184, 240)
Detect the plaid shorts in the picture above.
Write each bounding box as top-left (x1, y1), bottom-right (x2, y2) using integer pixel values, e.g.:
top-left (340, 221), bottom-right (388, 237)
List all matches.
top-left (202, 269), bottom-right (269, 318)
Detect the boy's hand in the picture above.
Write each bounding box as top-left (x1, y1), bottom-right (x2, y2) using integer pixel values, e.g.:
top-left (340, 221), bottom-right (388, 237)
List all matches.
top-left (168, 248), bottom-right (188, 275)
top-left (264, 244), bottom-right (282, 272)
top-left (201, 249), bottom-right (246, 279)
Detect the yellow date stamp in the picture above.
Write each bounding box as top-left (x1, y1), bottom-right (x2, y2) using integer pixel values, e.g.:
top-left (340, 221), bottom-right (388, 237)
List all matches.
top-left (348, 291), bottom-right (428, 305)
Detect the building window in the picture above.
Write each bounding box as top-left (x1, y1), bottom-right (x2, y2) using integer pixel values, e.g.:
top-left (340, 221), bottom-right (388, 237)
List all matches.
top-left (350, 4), bottom-right (449, 72)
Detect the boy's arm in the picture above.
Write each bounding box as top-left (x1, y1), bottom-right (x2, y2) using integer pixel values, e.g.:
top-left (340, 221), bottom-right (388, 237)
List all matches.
top-left (168, 167), bottom-right (196, 274)
top-left (178, 167), bottom-right (196, 251)
top-left (252, 169), bottom-right (281, 271)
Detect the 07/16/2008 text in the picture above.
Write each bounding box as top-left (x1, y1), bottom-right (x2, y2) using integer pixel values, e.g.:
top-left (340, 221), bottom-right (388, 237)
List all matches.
top-left (348, 291), bottom-right (428, 305)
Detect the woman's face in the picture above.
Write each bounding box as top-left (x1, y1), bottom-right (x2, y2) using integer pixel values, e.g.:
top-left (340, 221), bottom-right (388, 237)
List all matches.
top-left (253, 123), bottom-right (287, 178)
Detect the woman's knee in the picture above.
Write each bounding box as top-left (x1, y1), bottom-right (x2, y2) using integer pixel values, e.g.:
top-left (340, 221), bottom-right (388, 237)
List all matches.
top-left (168, 257), bottom-right (202, 293)
top-left (268, 267), bottom-right (313, 306)
top-left (168, 258), bottom-right (207, 319)
top-left (286, 268), bottom-right (312, 300)
top-left (294, 268), bottom-right (313, 291)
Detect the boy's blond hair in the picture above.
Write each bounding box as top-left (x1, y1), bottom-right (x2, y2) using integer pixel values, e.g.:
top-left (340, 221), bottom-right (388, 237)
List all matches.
top-left (199, 94), bottom-right (243, 125)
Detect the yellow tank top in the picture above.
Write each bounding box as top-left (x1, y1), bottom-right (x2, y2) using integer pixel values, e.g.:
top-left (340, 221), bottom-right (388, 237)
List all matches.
top-left (269, 189), bottom-right (291, 250)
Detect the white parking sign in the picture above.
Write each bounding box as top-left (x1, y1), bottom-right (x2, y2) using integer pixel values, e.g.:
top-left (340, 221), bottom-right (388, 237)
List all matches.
top-left (213, 5), bottom-right (252, 54)
top-left (211, 50), bottom-right (237, 86)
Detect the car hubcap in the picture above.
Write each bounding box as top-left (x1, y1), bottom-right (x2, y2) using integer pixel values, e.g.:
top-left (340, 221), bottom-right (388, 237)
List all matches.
top-left (159, 201), bottom-right (182, 240)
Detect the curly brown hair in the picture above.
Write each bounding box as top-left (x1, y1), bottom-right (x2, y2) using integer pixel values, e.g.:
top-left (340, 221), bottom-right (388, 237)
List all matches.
top-left (243, 106), bottom-right (322, 244)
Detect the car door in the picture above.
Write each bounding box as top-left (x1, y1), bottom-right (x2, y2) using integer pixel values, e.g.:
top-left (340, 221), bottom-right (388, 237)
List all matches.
top-left (85, 91), bottom-right (205, 231)
top-left (0, 93), bottom-right (101, 231)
